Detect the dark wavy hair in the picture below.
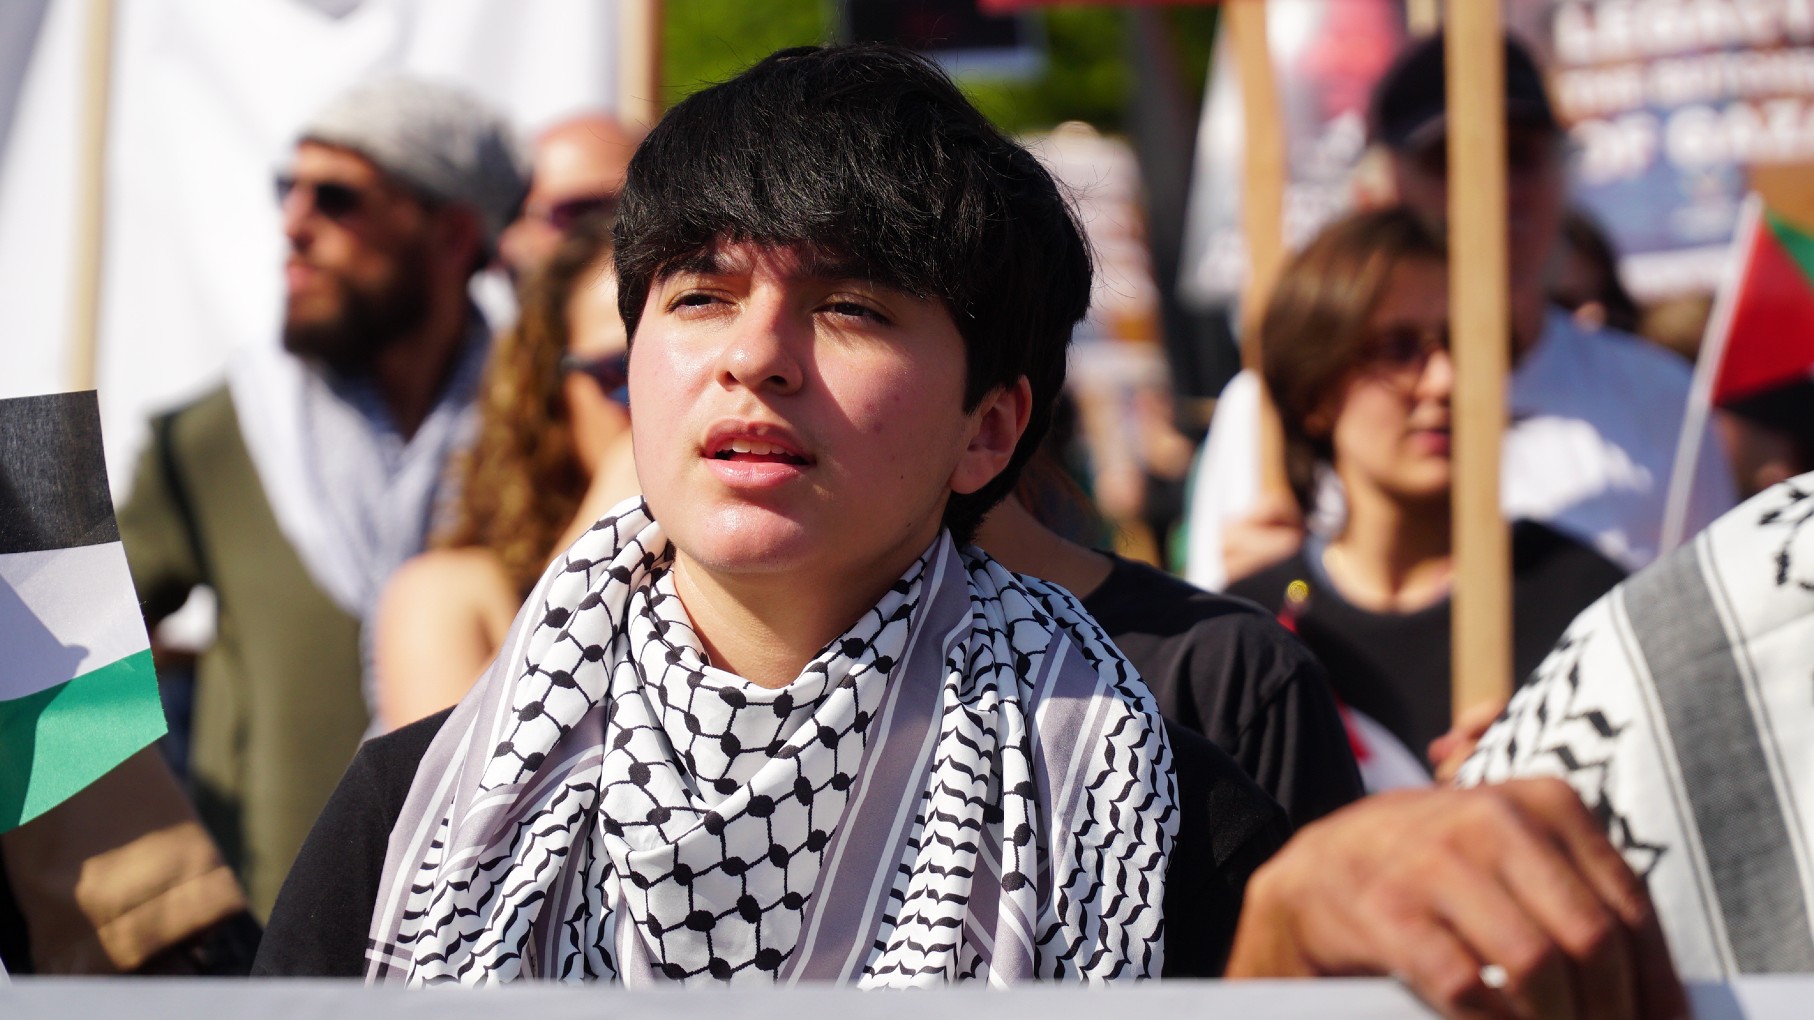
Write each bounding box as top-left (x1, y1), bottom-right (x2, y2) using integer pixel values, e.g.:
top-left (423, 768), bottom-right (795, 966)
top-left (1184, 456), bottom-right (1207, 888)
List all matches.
top-left (1259, 206), bottom-right (1447, 511)
top-left (613, 44), bottom-right (1092, 544)
top-left (436, 213), bottom-right (615, 595)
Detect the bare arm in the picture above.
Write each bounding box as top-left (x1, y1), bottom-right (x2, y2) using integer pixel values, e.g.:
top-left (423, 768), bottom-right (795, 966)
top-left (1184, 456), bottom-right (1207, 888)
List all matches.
top-left (371, 549), bottom-right (520, 732)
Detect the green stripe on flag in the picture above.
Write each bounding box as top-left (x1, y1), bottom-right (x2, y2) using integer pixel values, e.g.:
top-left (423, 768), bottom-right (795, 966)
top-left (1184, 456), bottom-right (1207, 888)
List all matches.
top-left (1766, 212), bottom-right (1814, 284)
top-left (0, 647), bottom-right (166, 832)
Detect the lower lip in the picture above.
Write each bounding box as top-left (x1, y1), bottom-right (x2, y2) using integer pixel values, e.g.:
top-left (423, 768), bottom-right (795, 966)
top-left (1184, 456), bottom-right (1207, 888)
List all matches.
top-left (704, 455), bottom-right (811, 488)
top-left (285, 264), bottom-right (319, 292)
top-left (1410, 430), bottom-right (1452, 455)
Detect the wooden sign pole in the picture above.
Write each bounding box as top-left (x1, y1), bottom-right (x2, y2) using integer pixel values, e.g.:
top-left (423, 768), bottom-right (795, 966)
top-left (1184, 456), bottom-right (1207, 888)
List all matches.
top-left (1445, 0), bottom-right (1514, 721)
top-left (67, 0), bottom-right (116, 393)
top-left (619, 0), bottom-right (664, 129)
top-left (1226, 0), bottom-right (1293, 509)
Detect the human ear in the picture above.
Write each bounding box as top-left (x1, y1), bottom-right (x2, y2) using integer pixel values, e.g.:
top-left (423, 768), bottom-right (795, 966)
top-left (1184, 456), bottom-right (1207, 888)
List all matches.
top-left (949, 376), bottom-right (1032, 496)
top-left (1303, 384), bottom-right (1345, 440)
top-left (1303, 406), bottom-right (1332, 439)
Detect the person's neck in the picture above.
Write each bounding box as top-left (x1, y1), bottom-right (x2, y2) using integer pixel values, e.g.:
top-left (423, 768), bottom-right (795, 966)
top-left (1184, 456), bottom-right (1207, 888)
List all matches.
top-left (1322, 482), bottom-right (1453, 614)
top-left (370, 293), bottom-right (472, 440)
top-left (972, 496), bottom-right (1113, 599)
top-left (669, 533), bottom-right (941, 690)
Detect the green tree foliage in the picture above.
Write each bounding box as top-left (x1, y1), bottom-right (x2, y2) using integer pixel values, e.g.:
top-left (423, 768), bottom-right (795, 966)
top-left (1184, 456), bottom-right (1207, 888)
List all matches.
top-left (661, 2), bottom-right (1218, 136)
top-left (662, 0), bottom-right (832, 105)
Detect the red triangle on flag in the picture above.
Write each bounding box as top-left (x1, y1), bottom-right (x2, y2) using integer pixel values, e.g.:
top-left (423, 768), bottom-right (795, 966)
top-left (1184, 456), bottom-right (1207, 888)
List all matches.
top-left (1713, 215), bottom-right (1814, 406)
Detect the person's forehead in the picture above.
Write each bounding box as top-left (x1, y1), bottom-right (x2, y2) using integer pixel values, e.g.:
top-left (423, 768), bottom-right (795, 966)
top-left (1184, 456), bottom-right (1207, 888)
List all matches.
top-left (532, 125), bottom-right (635, 202)
top-left (1392, 120), bottom-right (1561, 169)
top-left (668, 239), bottom-right (881, 284)
top-left (290, 140), bottom-right (386, 183)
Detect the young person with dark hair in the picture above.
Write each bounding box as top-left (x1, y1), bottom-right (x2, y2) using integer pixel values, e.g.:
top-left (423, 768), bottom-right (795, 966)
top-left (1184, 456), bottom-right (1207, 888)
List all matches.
top-left (256, 49), bottom-right (1687, 1018)
top-left (255, 43), bottom-right (1285, 984)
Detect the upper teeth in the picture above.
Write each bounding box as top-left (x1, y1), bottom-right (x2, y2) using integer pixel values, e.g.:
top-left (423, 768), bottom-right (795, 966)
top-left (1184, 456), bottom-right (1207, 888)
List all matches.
top-left (725, 439), bottom-right (788, 456)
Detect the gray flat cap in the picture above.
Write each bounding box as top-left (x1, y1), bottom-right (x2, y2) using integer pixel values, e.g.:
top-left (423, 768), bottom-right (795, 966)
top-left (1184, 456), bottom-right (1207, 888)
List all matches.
top-left (301, 75), bottom-right (528, 246)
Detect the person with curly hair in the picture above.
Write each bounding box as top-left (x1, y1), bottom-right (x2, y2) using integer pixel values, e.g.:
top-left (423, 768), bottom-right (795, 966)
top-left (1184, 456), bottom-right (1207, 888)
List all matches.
top-left (371, 213), bottom-right (637, 731)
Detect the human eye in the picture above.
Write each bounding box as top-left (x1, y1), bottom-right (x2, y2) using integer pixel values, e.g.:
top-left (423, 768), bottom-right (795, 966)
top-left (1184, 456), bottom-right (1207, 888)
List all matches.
top-left (1385, 331), bottom-right (1426, 366)
top-left (1363, 328), bottom-right (1421, 368)
top-left (664, 287), bottom-right (725, 314)
top-left (819, 296), bottom-right (892, 326)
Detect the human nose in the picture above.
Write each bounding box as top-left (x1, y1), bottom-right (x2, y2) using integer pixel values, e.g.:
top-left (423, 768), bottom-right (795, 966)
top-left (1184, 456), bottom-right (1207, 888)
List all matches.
top-left (716, 294), bottom-right (805, 395)
top-left (1417, 345), bottom-right (1455, 400)
top-left (280, 183), bottom-right (314, 246)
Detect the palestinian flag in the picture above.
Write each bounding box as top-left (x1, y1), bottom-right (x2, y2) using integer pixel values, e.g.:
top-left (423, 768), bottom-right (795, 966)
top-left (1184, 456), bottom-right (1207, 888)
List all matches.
top-left (1663, 195), bottom-right (1814, 549)
top-left (1708, 200), bottom-right (1814, 425)
top-left (0, 391), bottom-right (165, 833)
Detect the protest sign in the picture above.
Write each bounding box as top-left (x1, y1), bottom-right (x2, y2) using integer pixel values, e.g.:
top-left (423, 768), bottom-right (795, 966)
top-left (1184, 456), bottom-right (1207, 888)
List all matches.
top-left (1514, 0), bottom-right (1814, 299)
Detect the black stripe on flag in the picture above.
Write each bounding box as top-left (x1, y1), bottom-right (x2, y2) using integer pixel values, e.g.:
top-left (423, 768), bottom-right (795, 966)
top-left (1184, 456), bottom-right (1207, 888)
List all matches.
top-left (1624, 543), bottom-right (1814, 973)
top-left (0, 391), bottom-right (120, 555)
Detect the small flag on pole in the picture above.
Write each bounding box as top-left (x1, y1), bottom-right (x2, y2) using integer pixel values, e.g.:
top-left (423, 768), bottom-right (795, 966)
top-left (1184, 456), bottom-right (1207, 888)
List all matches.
top-left (1663, 196), bottom-right (1814, 550)
top-left (1709, 204), bottom-right (1814, 409)
top-left (0, 391), bottom-right (165, 833)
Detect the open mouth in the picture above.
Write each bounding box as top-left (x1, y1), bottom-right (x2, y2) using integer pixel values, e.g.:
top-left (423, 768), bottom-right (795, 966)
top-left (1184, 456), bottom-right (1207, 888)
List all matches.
top-left (706, 436), bottom-right (812, 466)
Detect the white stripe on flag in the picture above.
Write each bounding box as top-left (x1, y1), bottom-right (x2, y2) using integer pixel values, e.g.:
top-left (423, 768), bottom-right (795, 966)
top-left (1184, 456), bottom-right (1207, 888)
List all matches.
top-left (0, 542), bottom-right (151, 702)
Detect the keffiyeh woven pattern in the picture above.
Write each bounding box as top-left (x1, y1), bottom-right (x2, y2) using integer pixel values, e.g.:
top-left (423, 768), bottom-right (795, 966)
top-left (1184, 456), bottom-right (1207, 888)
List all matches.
top-left (1458, 475), bottom-right (1814, 979)
top-left (367, 498), bottom-right (1176, 985)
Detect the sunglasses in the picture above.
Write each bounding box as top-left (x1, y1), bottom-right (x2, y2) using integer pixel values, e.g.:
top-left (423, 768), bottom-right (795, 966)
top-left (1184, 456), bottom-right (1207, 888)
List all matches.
top-left (560, 350), bottom-right (630, 406)
top-left (535, 194), bottom-right (617, 233)
top-left (1360, 325), bottom-right (1450, 382)
top-left (275, 175), bottom-right (367, 220)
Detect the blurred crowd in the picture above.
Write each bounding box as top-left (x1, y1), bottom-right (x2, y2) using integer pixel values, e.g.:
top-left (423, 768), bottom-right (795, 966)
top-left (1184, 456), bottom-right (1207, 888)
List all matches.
top-left (3, 20), bottom-right (1812, 1019)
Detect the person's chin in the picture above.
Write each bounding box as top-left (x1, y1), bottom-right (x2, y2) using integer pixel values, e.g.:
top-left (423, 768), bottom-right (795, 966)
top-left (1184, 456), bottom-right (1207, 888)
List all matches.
top-left (668, 504), bottom-right (822, 576)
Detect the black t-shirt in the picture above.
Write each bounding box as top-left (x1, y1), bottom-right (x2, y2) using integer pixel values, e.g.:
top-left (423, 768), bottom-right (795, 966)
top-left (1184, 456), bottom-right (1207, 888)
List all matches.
top-left (1227, 521), bottom-right (1626, 760)
top-left (1083, 555), bottom-right (1363, 830)
top-left (253, 707), bottom-right (1289, 981)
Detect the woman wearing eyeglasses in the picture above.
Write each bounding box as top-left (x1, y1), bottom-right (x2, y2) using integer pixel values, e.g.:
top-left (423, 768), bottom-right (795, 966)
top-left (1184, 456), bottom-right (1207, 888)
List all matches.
top-left (1225, 207), bottom-right (1625, 785)
top-left (371, 213), bottom-right (638, 731)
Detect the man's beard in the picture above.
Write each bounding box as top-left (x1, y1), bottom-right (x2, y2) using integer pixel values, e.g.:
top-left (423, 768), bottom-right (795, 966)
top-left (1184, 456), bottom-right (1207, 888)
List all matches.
top-left (282, 256), bottom-right (434, 374)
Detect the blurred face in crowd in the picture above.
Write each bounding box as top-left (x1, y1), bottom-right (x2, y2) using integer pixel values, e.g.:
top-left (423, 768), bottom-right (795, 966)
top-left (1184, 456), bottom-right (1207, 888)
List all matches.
top-left (1389, 123), bottom-right (1566, 306)
top-left (1322, 256), bottom-right (1454, 510)
top-left (563, 264), bottom-right (632, 474)
top-left (500, 117), bottom-right (638, 279)
top-left (628, 238), bottom-right (1023, 593)
top-left (279, 141), bottom-right (437, 372)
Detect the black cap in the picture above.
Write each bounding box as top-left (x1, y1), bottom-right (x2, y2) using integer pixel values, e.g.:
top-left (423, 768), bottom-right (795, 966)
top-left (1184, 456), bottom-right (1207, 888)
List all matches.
top-left (1722, 378), bottom-right (1814, 453)
top-left (1368, 31), bottom-right (1559, 152)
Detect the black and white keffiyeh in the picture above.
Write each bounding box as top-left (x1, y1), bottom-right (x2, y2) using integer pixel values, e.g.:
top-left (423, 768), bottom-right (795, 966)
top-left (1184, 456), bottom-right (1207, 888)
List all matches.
top-left (1458, 473), bottom-right (1814, 980)
top-left (368, 498), bottom-right (1176, 986)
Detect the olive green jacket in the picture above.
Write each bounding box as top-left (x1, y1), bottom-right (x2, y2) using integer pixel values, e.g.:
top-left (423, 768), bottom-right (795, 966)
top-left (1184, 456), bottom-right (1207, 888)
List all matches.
top-left (117, 385), bottom-right (365, 919)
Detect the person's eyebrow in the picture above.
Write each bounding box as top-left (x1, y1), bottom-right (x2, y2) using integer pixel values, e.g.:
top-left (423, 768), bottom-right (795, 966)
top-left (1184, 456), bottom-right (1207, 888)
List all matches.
top-left (795, 250), bottom-right (871, 284)
top-left (655, 245), bottom-right (886, 289)
top-left (660, 249), bottom-right (727, 280)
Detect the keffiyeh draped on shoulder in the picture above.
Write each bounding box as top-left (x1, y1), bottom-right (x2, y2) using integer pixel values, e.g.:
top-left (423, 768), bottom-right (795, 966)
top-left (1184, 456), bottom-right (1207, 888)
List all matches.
top-left (367, 498), bottom-right (1176, 985)
top-left (1458, 474), bottom-right (1814, 980)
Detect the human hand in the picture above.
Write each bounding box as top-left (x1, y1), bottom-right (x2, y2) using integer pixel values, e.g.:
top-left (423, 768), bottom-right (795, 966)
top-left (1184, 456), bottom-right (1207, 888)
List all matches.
top-left (1224, 779), bottom-right (1688, 1020)
top-left (1430, 698), bottom-right (1508, 785)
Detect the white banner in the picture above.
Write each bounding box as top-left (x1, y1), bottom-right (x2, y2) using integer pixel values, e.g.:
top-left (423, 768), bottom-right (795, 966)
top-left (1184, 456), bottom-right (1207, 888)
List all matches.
top-left (0, 977), bottom-right (1809, 1018)
top-left (0, 0), bottom-right (621, 493)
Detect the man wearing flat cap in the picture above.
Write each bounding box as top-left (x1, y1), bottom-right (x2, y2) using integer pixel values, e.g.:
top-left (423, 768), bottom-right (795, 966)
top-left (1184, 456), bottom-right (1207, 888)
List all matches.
top-left (116, 76), bottom-right (527, 918)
